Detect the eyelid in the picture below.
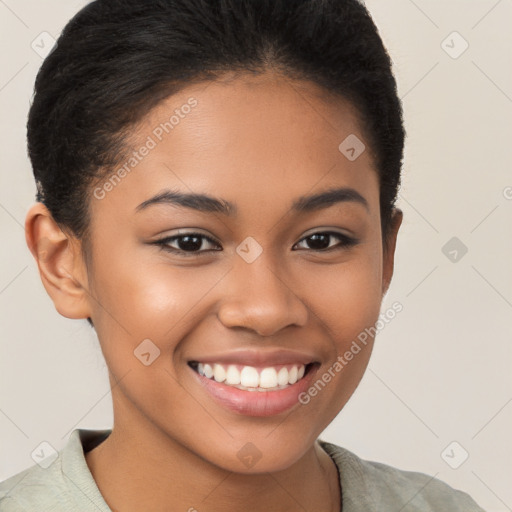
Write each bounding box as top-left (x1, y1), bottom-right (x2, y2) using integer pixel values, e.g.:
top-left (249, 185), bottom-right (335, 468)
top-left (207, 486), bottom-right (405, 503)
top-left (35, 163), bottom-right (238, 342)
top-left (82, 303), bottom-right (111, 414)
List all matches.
top-left (300, 225), bottom-right (356, 239)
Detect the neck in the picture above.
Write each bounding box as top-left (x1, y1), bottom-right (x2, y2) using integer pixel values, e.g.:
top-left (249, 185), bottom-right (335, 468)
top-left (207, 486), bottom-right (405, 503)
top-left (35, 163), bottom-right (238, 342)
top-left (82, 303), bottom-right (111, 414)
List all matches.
top-left (85, 420), bottom-right (341, 512)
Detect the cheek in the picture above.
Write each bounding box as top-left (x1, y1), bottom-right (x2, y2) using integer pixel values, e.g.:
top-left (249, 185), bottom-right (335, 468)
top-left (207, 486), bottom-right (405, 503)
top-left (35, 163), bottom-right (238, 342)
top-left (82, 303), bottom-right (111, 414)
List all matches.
top-left (90, 239), bottom-right (195, 328)
top-left (88, 247), bottom-right (230, 365)
top-left (301, 248), bottom-right (383, 343)
top-left (251, 251), bottom-right (383, 450)
top-left (292, 248), bottom-right (383, 414)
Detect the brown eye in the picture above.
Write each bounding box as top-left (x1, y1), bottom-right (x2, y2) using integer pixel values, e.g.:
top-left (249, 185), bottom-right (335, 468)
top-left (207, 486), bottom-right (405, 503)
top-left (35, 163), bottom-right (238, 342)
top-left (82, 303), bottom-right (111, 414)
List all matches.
top-left (152, 233), bottom-right (221, 257)
top-left (293, 232), bottom-right (358, 252)
top-left (152, 230), bottom-right (358, 258)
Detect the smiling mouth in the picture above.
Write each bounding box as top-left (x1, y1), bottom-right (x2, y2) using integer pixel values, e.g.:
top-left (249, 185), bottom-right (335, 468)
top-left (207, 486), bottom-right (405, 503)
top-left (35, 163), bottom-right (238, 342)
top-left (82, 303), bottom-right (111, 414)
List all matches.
top-left (188, 361), bottom-right (317, 391)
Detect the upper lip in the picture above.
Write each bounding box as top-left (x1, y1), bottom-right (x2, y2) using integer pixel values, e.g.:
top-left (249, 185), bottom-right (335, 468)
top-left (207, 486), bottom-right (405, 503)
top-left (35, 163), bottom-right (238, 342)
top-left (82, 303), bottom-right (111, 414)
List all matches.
top-left (188, 348), bottom-right (318, 367)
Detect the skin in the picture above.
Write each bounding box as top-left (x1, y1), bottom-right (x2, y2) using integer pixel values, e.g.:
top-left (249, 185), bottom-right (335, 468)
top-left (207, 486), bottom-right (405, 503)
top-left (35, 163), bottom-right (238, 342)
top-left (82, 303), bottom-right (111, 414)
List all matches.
top-left (25, 71), bottom-right (402, 512)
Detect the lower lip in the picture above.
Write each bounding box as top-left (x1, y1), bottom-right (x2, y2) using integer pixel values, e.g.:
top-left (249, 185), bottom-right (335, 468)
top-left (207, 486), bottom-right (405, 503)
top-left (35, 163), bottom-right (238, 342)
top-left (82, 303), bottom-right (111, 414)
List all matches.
top-left (189, 364), bottom-right (320, 417)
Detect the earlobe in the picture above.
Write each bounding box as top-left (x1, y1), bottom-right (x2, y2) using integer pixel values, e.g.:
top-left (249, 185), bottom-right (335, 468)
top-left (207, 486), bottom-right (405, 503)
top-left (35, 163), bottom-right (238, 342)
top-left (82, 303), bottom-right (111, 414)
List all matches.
top-left (25, 202), bottom-right (93, 320)
top-left (381, 207), bottom-right (403, 297)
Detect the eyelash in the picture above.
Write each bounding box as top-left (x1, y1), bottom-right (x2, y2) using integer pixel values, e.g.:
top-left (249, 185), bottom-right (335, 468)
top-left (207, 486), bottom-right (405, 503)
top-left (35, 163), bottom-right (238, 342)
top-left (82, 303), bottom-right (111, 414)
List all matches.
top-left (152, 231), bottom-right (359, 257)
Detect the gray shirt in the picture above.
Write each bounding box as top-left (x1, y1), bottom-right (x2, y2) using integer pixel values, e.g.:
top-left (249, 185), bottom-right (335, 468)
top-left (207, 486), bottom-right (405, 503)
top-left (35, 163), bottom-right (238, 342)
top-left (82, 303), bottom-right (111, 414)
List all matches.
top-left (0, 429), bottom-right (485, 511)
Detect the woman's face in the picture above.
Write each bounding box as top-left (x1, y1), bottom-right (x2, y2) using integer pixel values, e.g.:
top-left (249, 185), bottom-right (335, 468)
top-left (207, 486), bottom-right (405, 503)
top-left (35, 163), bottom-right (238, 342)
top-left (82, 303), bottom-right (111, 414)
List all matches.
top-left (81, 72), bottom-right (401, 472)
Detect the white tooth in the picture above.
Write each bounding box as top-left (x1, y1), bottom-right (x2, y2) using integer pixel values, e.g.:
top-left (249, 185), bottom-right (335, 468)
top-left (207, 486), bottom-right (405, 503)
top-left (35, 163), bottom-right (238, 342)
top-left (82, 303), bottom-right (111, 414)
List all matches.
top-left (203, 363), bottom-right (213, 379)
top-left (240, 366), bottom-right (259, 387)
top-left (259, 367), bottom-right (278, 388)
top-left (277, 367), bottom-right (289, 386)
top-left (288, 366), bottom-right (298, 384)
top-left (197, 363), bottom-right (204, 376)
top-left (297, 364), bottom-right (305, 380)
top-left (213, 364), bottom-right (226, 382)
top-left (225, 365), bottom-right (241, 385)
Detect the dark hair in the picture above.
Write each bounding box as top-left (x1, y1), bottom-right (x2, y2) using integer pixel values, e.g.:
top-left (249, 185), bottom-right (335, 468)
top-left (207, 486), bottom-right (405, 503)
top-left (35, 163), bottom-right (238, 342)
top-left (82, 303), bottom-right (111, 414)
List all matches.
top-left (27, 0), bottom-right (405, 327)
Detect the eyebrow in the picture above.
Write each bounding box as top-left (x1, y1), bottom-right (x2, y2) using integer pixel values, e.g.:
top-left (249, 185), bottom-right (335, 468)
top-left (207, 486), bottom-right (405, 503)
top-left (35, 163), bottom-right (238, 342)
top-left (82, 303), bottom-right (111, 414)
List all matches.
top-left (135, 186), bottom-right (369, 216)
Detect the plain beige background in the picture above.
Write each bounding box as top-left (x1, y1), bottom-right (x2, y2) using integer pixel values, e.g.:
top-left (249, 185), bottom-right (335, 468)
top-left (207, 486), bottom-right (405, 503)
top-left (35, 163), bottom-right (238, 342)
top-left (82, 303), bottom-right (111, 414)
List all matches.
top-left (1, 1), bottom-right (511, 510)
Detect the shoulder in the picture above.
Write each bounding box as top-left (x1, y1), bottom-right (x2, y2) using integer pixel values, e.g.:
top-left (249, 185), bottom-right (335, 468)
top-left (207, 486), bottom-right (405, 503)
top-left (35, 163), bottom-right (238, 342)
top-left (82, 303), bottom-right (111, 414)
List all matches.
top-left (0, 429), bottom-right (112, 512)
top-left (0, 454), bottom-right (70, 511)
top-left (319, 440), bottom-right (486, 512)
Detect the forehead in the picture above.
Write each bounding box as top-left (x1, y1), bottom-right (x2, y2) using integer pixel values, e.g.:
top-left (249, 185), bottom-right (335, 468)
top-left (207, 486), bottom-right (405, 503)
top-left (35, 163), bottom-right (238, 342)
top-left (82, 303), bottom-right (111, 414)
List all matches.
top-left (89, 72), bottom-right (379, 224)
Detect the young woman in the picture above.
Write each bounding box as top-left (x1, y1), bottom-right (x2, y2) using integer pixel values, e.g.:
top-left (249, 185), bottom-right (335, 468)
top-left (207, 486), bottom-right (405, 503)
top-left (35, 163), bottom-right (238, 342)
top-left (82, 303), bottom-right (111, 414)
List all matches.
top-left (0, 0), bottom-right (485, 510)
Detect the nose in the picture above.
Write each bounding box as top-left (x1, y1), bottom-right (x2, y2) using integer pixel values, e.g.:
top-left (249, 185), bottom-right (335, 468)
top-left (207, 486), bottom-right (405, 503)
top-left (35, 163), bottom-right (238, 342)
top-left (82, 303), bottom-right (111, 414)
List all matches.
top-left (216, 253), bottom-right (309, 337)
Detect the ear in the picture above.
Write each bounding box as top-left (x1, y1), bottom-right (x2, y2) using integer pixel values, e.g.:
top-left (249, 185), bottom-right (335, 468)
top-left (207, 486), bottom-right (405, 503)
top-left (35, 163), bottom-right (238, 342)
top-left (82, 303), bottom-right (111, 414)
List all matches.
top-left (25, 202), bottom-right (93, 320)
top-left (381, 207), bottom-right (403, 298)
